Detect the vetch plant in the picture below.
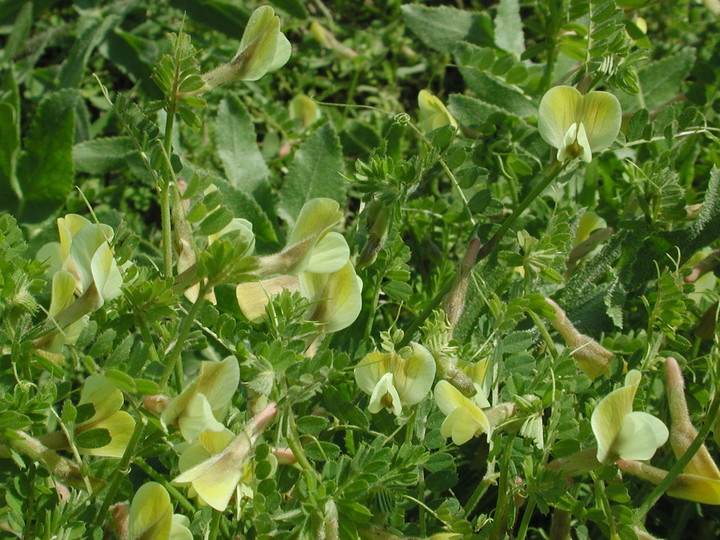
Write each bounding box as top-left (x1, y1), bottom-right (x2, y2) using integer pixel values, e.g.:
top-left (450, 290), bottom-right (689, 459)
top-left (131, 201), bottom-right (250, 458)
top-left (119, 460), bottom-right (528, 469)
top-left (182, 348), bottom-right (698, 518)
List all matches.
top-left (538, 85), bottom-right (622, 163)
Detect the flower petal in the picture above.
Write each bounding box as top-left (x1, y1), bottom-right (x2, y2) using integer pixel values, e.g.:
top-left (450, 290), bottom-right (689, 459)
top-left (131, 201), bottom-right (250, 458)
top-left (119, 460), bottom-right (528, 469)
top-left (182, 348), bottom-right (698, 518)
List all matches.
top-left (127, 482), bottom-right (172, 540)
top-left (575, 122), bottom-right (593, 163)
top-left (305, 232), bottom-right (350, 274)
top-left (173, 432), bottom-right (252, 511)
top-left (591, 370), bottom-right (642, 462)
top-left (79, 411), bottom-right (135, 458)
top-left (91, 241), bottom-right (123, 304)
top-left (538, 85), bottom-right (581, 150)
top-left (578, 91), bottom-right (622, 152)
top-left (78, 375), bottom-right (124, 427)
top-left (613, 411), bottom-right (668, 461)
top-left (300, 262), bottom-right (363, 333)
top-left (668, 473), bottom-right (720, 505)
top-left (49, 270), bottom-right (77, 318)
top-left (441, 407), bottom-right (486, 445)
top-left (368, 372), bottom-right (402, 416)
top-left (177, 393), bottom-right (226, 442)
top-left (434, 380), bottom-right (468, 416)
top-left (236, 275), bottom-right (301, 322)
top-left (395, 343), bottom-right (436, 406)
top-left (354, 352), bottom-right (391, 395)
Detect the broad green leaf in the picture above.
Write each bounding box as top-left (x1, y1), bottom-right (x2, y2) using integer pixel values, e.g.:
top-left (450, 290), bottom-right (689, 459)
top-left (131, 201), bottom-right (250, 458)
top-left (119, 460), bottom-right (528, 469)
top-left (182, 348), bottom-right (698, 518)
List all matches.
top-left (448, 94), bottom-right (509, 128)
top-left (74, 428), bottom-right (112, 450)
top-left (401, 5), bottom-right (493, 54)
top-left (16, 89), bottom-right (79, 223)
top-left (454, 44), bottom-right (536, 118)
top-left (494, 0), bottom-right (525, 58)
top-left (214, 94), bottom-right (269, 198)
top-left (278, 123), bottom-right (346, 226)
top-left (73, 137), bottom-right (137, 174)
top-left (215, 178), bottom-right (278, 244)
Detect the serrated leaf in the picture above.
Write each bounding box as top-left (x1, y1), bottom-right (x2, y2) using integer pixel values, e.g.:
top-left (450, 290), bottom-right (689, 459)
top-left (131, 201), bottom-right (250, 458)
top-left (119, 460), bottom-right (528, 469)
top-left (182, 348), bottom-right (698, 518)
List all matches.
top-left (278, 123), bottom-right (346, 226)
top-left (401, 5), bottom-right (493, 55)
top-left (454, 44), bottom-right (535, 118)
top-left (16, 89), bottom-right (79, 222)
top-left (448, 94), bottom-right (508, 129)
top-left (215, 179), bottom-right (278, 244)
top-left (73, 137), bottom-right (137, 174)
top-left (494, 0), bottom-right (525, 58)
top-left (215, 94), bottom-right (270, 198)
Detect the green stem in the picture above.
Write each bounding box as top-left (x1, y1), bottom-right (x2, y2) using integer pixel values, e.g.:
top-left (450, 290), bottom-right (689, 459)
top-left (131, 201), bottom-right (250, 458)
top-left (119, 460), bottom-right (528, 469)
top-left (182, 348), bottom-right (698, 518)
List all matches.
top-left (284, 409), bottom-right (319, 492)
top-left (591, 472), bottom-right (617, 538)
top-left (634, 382), bottom-right (720, 518)
top-left (160, 108), bottom-right (176, 279)
top-left (490, 433), bottom-right (517, 540)
top-left (159, 284), bottom-right (209, 391)
top-left (363, 271), bottom-right (382, 340)
top-left (94, 417), bottom-right (146, 527)
top-left (209, 510), bottom-right (222, 540)
top-left (527, 310), bottom-right (559, 360)
top-left (515, 496), bottom-right (537, 540)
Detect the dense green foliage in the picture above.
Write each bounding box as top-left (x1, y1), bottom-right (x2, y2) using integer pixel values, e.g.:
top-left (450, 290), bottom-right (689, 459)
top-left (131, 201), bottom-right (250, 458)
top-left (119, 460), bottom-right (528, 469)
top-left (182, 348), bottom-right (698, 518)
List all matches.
top-left (1, 0), bottom-right (720, 539)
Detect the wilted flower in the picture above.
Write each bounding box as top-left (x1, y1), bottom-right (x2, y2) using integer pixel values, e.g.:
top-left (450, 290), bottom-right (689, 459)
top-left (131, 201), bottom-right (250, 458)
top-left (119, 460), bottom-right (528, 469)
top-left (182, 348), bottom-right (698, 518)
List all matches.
top-left (418, 90), bottom-right (458, 133)
top-left (195, 6), bottom-right (291, 94)
top-left (161, 356), bottom-right (240, 442)
top-left (538, 85), bottom-right (621, 163)
top-left (126, 482), bottom-right (192, 540)
top-left (591, 370), bottom-right (668, 463)
top-left (172, 402), bottom-right (277, 512)
top-left (354, 343), bottom-right (436, 416)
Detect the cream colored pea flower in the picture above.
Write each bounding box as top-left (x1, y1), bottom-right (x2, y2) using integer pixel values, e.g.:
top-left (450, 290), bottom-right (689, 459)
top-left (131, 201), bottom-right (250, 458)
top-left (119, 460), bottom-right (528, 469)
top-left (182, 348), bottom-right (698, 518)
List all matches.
top-left (354, 343), bottom-right (436, 416)
top-left (538, 85), bottom-right (621, 163)
top-left (591, 370), bottom-right (668, 463)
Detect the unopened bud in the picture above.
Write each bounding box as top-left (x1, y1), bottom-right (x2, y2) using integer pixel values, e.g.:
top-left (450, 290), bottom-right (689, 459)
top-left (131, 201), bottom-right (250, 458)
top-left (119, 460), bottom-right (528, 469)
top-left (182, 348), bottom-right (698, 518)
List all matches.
top-left (545, 298), bottom-right (613, 379)
top-left (665, 357), bottom-right (720, 479)
top-left (143, 394), bottom-right (171, 416)
top-left (443, 238), bottom-right (481, 328)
